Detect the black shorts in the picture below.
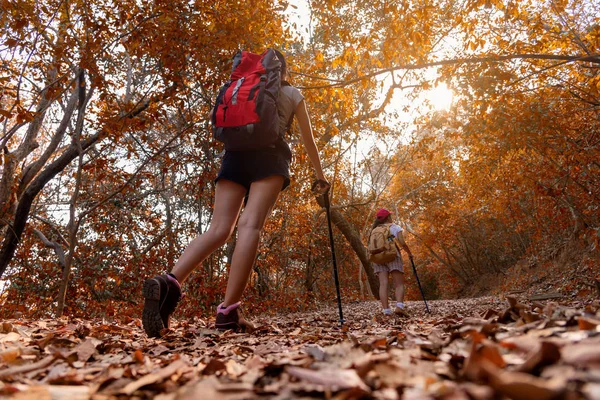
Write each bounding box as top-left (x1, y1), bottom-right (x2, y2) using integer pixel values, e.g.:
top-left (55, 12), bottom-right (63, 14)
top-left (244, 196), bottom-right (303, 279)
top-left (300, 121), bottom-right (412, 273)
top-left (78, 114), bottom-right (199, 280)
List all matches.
top-left (215, 140), bottom-right (292, 193)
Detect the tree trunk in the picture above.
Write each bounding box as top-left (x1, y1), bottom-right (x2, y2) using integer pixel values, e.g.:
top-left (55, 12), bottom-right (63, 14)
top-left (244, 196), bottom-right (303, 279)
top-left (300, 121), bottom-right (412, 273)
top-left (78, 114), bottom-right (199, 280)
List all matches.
top-left (57, 76), bottom-right (87, 317)
top-left (0, 83), bottom-right (179, 278)
top-left (315, 196), bottom-right (379, 299)
top-left (0, 134), bottom-right (100, 278)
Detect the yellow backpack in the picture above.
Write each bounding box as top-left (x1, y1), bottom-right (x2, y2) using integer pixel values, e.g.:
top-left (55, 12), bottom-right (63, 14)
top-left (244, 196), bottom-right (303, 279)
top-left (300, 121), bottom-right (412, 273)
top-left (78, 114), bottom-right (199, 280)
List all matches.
top-left (368, 224), bottom-right (397, 264)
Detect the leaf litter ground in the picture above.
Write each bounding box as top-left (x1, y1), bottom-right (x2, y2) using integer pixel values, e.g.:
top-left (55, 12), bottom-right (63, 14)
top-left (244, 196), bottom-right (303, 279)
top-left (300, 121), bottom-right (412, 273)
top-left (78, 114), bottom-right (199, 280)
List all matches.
top-left (1, 296), bottom-right (600, 399)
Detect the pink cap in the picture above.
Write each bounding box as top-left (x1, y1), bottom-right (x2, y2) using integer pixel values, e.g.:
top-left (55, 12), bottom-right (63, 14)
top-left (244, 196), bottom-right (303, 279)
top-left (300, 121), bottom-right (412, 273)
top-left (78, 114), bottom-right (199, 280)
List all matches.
top-left (376, 208), bottom-right (392, 221)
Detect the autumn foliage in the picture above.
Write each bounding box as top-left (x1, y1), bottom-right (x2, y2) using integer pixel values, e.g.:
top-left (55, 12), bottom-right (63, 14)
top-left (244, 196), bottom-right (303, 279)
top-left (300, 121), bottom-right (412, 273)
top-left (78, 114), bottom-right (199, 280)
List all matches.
top-left (1, 0), bottom-right (599, 319)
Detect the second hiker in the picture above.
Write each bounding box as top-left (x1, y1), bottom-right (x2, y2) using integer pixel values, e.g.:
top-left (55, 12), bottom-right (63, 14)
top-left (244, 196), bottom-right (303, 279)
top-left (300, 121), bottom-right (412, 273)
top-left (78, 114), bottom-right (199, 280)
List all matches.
top-left (367, 208), bottom-right (413, 316)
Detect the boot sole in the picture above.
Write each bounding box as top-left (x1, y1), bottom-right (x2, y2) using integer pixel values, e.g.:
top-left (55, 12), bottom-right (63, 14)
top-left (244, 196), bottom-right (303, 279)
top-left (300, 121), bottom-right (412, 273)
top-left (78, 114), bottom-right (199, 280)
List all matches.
top-left (142, 278), bottom-right (164, 338)
top-left (215, 321), bottom-right (242, 332)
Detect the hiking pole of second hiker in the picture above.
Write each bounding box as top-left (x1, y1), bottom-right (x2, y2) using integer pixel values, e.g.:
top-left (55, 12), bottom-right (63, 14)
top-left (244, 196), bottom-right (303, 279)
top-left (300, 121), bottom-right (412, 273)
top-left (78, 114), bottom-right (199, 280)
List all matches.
top-left (410, 257), bottom-right (431, 313)
top-left (312, 180), bottom-right (344, 326)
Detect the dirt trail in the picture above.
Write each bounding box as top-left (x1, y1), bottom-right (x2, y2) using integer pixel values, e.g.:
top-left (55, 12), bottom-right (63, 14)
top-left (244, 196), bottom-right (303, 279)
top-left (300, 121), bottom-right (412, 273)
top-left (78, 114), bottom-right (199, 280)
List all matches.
top-left (1, 296), bottom-right (599, 399)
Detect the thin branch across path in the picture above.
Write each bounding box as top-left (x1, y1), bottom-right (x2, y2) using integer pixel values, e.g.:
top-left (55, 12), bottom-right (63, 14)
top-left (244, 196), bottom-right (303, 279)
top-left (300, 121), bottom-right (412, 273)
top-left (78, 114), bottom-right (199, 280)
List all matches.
top-left (295, 53), bottom-right (600, 89)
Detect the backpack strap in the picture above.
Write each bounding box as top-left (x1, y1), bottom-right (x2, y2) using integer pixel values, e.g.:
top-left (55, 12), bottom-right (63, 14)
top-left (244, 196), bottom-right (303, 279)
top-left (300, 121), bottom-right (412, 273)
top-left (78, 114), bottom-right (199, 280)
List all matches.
top-left (281, 81), bottom-right (295, 134)
top-left (367, 228), bottom-right (377, 255)
top-left (284, 113), bottom-right (294, 134)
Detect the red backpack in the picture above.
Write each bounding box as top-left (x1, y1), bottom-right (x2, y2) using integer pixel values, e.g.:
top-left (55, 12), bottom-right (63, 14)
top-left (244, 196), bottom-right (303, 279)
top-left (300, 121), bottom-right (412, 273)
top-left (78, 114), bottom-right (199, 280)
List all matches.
top-left (212, 49), bottom-right (282, 151)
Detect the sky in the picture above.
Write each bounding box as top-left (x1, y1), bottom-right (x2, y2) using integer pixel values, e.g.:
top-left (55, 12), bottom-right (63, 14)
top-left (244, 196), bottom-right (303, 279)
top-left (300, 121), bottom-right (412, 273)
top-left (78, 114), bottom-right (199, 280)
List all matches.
top-left (283, 0), bottom-right (453, 160)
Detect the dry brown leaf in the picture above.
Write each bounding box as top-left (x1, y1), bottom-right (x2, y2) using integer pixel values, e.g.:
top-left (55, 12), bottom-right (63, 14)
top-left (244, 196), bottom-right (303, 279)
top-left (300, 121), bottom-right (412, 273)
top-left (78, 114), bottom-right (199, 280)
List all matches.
top-left (516, 341), bottom-right (561, 373)
top-left (543, 302), bottom-right (558, 318)
top-left (372, 337), bottom-right (388, 348)
top-left (216, 381), bottom-right (254, 392)
top-left (49, 385), bottom-right (91, 399)
top-left (521, 311), bottom-right (542, 324)
top-left (561, 342), bottom-right (600, 367)
top-left (578, 316), bottom-right (600, 330)
top-left (74, 339), bottom-right (98, 362)
top-left (491, 371), bottom-right (565, 400)
top-left (120, 358), bottom-right (188, 395)
top-left (286, 365), bottom-right (369, 391)
top-left (480, 344), bottom-right (506, 368)
top-left (1, 322), bottom-right (15, 334)
top-left (0, 346), bottom-right (22, 363)
top-left (202, 358), bottom-right (227, 375)
top-left (175, 376), bottom-right (249, 400)
top-left (254, 342), bottom-right (284, 356)
top-left (462, 318), bottom-right (490, 325)
top-left (150, 344), bottom-right (170, 356)
top-left (0, 298), bottom-right (598, 399)
top-left (8, 384), bottom-right (90, 399)
top-left (475, 357), bottom-right (565, 400)
top-left (7, 385), bottom-right (52, 400)
top-left (461, 382), bottom-right (495, 400)
top-left (304, 344), bottom-right (327, 361)
top-left (224, 359), bottom-right (246, 378)
top-left (499, 334), bottom-right (540, 353)
top-left (374, 362), bottom-right (409, 387)
top-left (0, 355), bottom-right (57, 379)
top-left (133, 348), bottom-right (145, 364)
top-left (463, 336), bottom-right (506, 381)
top-left (0, 332), bottom-right (21, 343)
top-left (582, 383), bottom-right (600, 400)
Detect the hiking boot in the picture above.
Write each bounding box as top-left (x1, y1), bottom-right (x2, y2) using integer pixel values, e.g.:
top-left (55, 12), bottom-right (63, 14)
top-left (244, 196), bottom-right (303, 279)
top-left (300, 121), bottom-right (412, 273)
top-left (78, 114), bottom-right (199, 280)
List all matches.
top-left (394, 307), bottom-right (409, 318)
top-left (215, 302), bottom-right (255, 333)
top-left (142, 274), bottom-right (183, 338)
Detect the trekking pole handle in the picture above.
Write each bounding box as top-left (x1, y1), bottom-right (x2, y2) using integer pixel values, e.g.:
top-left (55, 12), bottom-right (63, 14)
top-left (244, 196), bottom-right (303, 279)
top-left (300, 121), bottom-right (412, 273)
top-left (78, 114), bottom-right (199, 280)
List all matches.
top-left (311, 179), bottom-right (330, 195)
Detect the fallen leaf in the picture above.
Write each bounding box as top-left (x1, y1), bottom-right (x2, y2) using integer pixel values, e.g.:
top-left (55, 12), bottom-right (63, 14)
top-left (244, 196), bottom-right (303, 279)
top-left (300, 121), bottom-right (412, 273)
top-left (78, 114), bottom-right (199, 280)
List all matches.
top-left (0, 355), bottom-right (58, 379)
top-left (120, 358), bottom-right (188, 395)
top-left (582, 383), bottom-right (600, 400)
top-left (0, 332), bottom-right (21, 343)
top-left (516, 341), bottom-right (561, 373)
top-left (0, 346), bottom-right (22, 363)
top-left (175, 376), bottom-right (249, 400)
top-left (1, 322), bottom-right (15, 334)
top-left (133, 348), bottom-right (144, 364)
top-left (286, 366), bottom-right (369, 391)
top-left (578, 317), bottom-right (600, 330)
top-left (224, 359), bottom-right (245, 378)
top-left (303, 344), bottom-right (326, 361)
top-left (74, 339), bottom-right (98, 362)
top-left (202, 358), bottom-right (227, 375)
top-left (8, 385), bottom-right (53, 400)
top-left (561, 343), bottom-right (600, 367)
top-left (374, 362), bottom-right (409, 387)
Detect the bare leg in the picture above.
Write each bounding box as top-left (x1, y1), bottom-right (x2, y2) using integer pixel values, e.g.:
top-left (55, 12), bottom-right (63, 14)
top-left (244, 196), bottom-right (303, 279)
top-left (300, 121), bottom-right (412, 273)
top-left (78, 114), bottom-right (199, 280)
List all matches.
top-left (378, 272), bottom-right (389, 310)
top-left (223, 175), bottom-right (284, 306)
top-left (171, 179), bottom-right (246, 282)
top-left (391, 270), bottom-right (405, 304)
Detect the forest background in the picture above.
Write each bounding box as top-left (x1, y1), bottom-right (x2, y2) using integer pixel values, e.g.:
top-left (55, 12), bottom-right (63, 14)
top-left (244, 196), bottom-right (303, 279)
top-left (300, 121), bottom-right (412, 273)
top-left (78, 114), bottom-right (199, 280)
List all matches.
top-left (0, 0), bottom-right (598, 320)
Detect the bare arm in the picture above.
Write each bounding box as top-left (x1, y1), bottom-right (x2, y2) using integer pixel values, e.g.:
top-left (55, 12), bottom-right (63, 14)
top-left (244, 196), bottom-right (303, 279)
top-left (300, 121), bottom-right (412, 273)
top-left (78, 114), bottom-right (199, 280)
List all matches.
top-left (295, 99), bottom-right (326, 181)
top-left (394, 232), bottom-right (413, 259)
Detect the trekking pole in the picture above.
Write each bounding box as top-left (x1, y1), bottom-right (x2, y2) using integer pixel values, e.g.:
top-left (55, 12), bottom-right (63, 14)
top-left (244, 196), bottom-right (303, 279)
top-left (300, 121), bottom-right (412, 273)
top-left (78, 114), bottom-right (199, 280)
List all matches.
top-left (312, 180), bottom-right (344, 326)
top-left (410, 257), bottom-right (431, 313)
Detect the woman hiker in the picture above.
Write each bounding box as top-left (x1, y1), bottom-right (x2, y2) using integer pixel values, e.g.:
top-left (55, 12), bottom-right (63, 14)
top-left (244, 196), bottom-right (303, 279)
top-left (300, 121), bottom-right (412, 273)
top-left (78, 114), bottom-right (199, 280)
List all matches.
top-left (141, 50), bottom-right (329, 337)
top-left (370, 208), bottom-right (414, 316)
